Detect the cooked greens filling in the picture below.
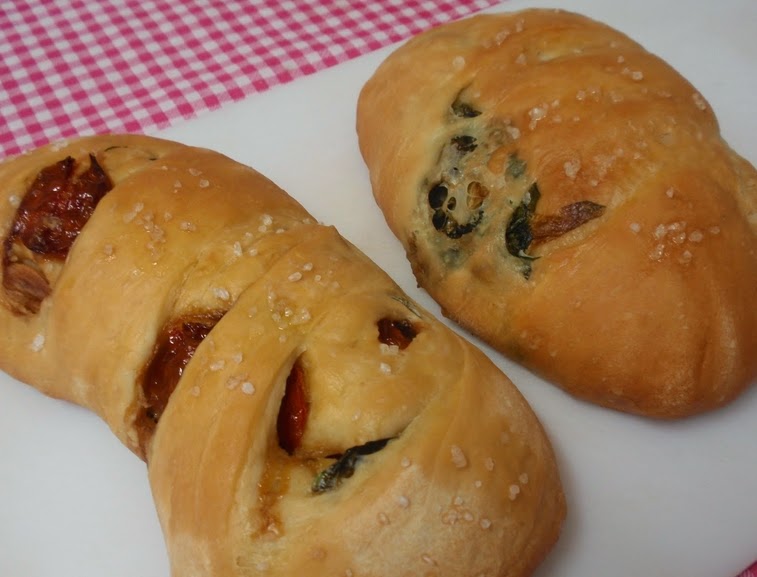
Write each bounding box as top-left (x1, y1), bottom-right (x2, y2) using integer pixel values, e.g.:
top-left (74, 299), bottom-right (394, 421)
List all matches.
top-left (311, 438), bottom-right (393, 494)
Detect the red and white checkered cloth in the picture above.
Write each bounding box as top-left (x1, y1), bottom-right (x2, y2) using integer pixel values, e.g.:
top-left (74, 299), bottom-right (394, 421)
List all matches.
top-left (0, 0), bottom-right (499, 158)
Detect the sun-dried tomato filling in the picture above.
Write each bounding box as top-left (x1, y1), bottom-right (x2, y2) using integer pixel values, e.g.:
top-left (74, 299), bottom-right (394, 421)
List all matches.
top-left (377, 317), bottom-right (417, 350)
top-left (277, 359), bottom-right (309, 455)
top-left (2, 154), bottom-right (113, 314)
top-left (135, 311), bottom-right (224, 456)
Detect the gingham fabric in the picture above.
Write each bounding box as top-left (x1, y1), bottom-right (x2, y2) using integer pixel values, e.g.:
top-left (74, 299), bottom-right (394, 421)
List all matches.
top-left (739, 561), bottom-right (757, 577)
top-left (0, 0), bottom-right (500, 158)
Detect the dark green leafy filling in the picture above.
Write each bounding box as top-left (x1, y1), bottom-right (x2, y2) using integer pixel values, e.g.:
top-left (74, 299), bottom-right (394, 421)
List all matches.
top-left (451, 100), bottom-right (481, 118)
top-left (506, 182), bottom-right (606, 279)
top-left (311, 438), bottom-right (393, 494)
top-left (505, 183), bottom-right (541, 279)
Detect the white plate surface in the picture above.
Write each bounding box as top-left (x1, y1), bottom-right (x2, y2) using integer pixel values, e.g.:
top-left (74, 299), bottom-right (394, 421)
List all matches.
top-left (1, 0), bottom-right (756, 576)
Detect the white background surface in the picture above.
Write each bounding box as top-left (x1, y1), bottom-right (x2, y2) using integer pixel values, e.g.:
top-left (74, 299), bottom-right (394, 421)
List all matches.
top-left (1, 0), bottom-right (756, 576)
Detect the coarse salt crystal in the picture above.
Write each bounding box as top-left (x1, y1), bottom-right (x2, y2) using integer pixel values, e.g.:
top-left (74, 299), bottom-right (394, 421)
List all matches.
top-left (198, 179), bottom-right (209, 188)
top-left (8, 194), bottom-right (20, 207)
top-left (480, 518), bottom-right (492, 529)
top-left (302, 262), bottom-right (313, 271)
top-left (288, 271), bottom-right (302, 282)
top-left (379, 343), bottom-right (399, 356)
top-left (400, 457), bottom-right (412, 468)
top-left (563, 158), bottom-right (581, 179)
top-left (452, 55), bottom-right (465, 70)
top-left (688, 230), bottom-right (704, 242)
top-left (241, 381), bottom-right (255, 395)
top-left (629, 222), bottom-right (641, 233)
top-left (450, 445), bottom-right (468, 468)
top-left (519, 473), bottom-right (530, 484)
top-left (213, 287), bottom-right (230, 300)
top-left (190, 386), bottom-right (200, 397)
top-left (397, 495), bottom-right (410, 508)
top-left (508, 484), bottom-right (521, 500)
top-left (649, 243), bottom-right (666, 261)
top-left (188, 168), bottom-right (201, 176)
top-left (484, 457), bottom-right (495, 471)
top-left (379, 362), bottom-right (392, 375)
top-left (30, 333), bottom-right (45, 352)
top-left (692, 92), bottom-right (707, 111)
top-left (209, 360), bottom-right (225, 371)
top-left (261, 214), bottom-right (273, 226)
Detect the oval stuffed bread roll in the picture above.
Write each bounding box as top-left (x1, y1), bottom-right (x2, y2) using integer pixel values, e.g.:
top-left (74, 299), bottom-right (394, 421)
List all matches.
top-left (356, 9), bottom-right (757, 418)
top-left (0, 134), bottom-right (565, 577)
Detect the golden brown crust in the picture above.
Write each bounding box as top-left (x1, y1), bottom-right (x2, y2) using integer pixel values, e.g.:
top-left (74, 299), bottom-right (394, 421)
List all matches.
top-left (356, 8), bottom-right (757, 418)
top-left (0, 134), bottom-right (564, 577)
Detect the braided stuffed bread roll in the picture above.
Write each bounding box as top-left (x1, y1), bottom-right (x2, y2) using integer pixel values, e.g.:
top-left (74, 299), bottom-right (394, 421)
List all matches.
top-left (0, 134), bottom-right (564, 577)
top-left (356, 9), bottom-right (757, 418)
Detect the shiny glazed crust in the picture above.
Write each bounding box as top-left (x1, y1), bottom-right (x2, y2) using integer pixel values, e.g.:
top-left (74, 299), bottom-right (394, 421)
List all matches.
top-left (356, 9), bottom-right (757, 418)
top-left (0, 134), bottom-right (564, 577)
